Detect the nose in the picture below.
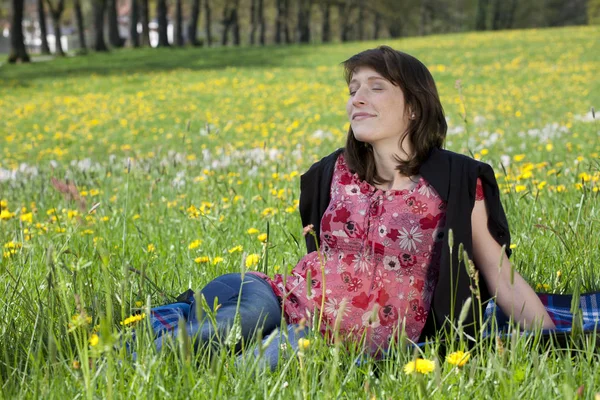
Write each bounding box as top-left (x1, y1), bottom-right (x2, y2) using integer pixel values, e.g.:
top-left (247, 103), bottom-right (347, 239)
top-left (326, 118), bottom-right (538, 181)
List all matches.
top-left (352, 87), bottom-right (367, 107)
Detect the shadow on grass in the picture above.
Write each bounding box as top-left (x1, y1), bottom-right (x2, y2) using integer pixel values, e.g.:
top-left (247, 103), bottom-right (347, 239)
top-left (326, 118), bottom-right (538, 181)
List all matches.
top-left (0, 44), bottom-right (353, 87)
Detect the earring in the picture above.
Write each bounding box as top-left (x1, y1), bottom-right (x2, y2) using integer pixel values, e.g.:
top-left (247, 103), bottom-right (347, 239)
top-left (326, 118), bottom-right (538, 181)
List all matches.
top-left (411, 113), bottom-right (416, 119)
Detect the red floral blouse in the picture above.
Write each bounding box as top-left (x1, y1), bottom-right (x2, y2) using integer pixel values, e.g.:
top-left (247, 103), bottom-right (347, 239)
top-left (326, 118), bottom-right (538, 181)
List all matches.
top-left (255, 154), bottom-right (484, 354)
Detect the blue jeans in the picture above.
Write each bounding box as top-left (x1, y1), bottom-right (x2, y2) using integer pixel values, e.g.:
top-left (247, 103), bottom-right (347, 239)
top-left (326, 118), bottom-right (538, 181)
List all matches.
top-left (152, 273), bottom-right (307, 369)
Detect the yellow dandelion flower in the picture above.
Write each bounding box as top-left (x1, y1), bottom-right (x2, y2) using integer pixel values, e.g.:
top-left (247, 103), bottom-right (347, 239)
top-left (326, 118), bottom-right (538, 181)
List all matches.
top-left (212, 256), bottom-right (224, 265)
top-left (247, 227), bottom-right (259, 235)
top-left (20, 212), bottom-right (33, 223)
top-left (513, 154), bottom-right (526, 162)
top-left (194, 256), bottom-right (210, 264)
top-left (298, 338), bottom-right (311, 350)
top-left (188, 239), bottom-right (202, 250)
top-left (257, 233), bottom-right (268, 242)
top-left (121, 313), bottom-right (146, 326)
top-left (89, 334), bottom-right (99, 347)
top-left (147, 244), bottom-right (155, 253)
top-left (0, 209), bottom-right (15, 220)
top-left (228, 245), bottom-right (243, 253)
top-left (403, 358), bottom-right (435, 375)
top-left (446, 351), bottom-right (470, 367)
top-left (245, 253), bottom-right (260, 268)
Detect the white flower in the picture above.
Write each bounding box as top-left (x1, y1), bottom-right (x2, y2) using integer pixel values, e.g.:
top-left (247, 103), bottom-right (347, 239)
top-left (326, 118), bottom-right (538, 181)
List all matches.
top-left (325, 297), bottom-right (349, 319)
top-left (398, 226), bottom-right (423, 252)
top-left (345, 184), bottom-right (361, 195)
top-left (353, 252), bottom-right (371, 273)
top-left (378, 225), bottom-right (387, 237)
top-left (383, 255), bottom-right (401, 272)
top-left (361, 309), bottom-right (380, 328)
top-left (417, 184), bottom-right (435, 198)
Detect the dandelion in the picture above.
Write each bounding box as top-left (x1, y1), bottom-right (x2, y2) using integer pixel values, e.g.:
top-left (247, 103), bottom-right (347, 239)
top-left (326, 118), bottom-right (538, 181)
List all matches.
top-left (257, 233), bottom-right (268, 242)
top-left (247, 227), bottom-right (259, 235)
top-left (20, 212), bottom-right (33, 223)
top-left (0, 209), bottom-right (15, 220)
top-left (121, 313), bottom-right (146, 326)
top-left (446, 351), bottom-right (470, 367)
top-left (245, 253), bottom-right (260, 268)
top-left (188, 239), bottom-right (202, 250)
top-left (261, 207), bottom-right (277, 217)
top-left (212, 256), bottom-right (224, 265)
top-left (194, 256), bottom-right (210, 264)
top-left (147, 244), bottom-right (155, 253)
top-left (228, 245), bottom-right (243, 253)
top-left (298, 338), bottom-right (311, 350)
top-left (403, 358), bottom-right (436, 375)
top-left (89, 334), bottom-right (99, 347)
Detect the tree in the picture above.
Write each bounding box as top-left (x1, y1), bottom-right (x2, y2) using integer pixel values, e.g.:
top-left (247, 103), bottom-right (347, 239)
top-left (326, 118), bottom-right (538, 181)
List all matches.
top-left (37, 0), bottom-right (51, 54)
top-left (321, 0), bottom-right (331, 43)
top-left (140, 0), bottom-right (150, 46)
top-left (157, 0), bottom-right (170, 47)
top-left (187, 0), bottom-right (201, 46)
top-left (108, 0), bottom-right (125, 47)
top-left (205, 0), bottom-right (213, 46)
top-left (7, 0), bottom-right (30, 63)
top-left (74, 0), bottom-right (87, 53)
top-left (357, 0), bottom-right (365, 40)
top-left (174, 0), bottom-right (184, 46)
top-left (221, 0), bottom-right (240, 46)
top-left (93, 0), bottom-right (109, 51)
top-left (258, 0), bottom-right (265, 45)
top-left (475, 0), bottom-right (488, 30)
top-left (296, 0), bottom-right (311, 43)
top-left (129, 0), bottom-right (139, 47)
top-left (339, 0), bottom-right (356, 42)
top-left (46, 0), bottom-right (66, 56)
top-left (275, 0), bottom-right (290, 44)
top-left (250, 0), bottom-right (257, 44)
top-left (590, 0), bottom-right (600, 24)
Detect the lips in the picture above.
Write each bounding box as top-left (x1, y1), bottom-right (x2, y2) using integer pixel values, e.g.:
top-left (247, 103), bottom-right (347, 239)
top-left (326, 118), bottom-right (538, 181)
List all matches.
top-left (352, 112), bottom-right (376, 121)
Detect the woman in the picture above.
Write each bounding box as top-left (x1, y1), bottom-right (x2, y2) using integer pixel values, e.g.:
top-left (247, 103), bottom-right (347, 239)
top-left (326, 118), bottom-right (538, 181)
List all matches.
top-left (150, 46), bottom-right (555, 364)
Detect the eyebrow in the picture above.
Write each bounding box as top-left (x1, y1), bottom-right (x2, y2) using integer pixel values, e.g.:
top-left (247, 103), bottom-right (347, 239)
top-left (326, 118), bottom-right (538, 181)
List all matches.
top-left (348, 76), bottom-right (387, 86)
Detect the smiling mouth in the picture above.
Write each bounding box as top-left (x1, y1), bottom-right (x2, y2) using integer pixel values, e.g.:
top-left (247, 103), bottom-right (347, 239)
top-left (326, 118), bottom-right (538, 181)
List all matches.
top-left (353, 114), bottom-right (375, 121)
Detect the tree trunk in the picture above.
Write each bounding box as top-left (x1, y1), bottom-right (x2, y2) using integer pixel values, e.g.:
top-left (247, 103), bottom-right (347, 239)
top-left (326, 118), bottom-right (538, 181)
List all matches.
top-left (108, 0), bottom-right (124, 47)
top-left (419, 0), bottom-right (430, 35)
top-left (321, 0), bottom-right (330, 43)
top-left (46, 0), bottom-right (65, 56)
top-left (283, 0), bottom-right (290, 43)
top-left (297, 0), bottom-right (310, 43)
top-left (157, 0), bottom-right (170, 47)
top-left (339, 1), bottom-right (355, 42)
top-left (250, 0), bottom-right (257, 45)
top-left (258, 0), bottom-right (265, 45)
top-left (275, 0), bottom-right (283, 43)
top-left (221, 5), bottom-right (231, 46)
top-left (373, 11), bottom-right (381, 39)
top-left (129, 0), bottom-right (139, 47)
top-left (232, 8), bottom-right (240, 45)
top-left (8, 0), bottom-right (30, 63)
top-left (475, 0), bottom-right (488, 30)
top-left (187, 0), bottom-right (201, 46)
top-left (357, 0), bottom-right (365, 40)
top-left (140, 0), bottom-right (150, 46)
top-left (491, 0), bottom-right (502, 30)
top-left (93, 0), bottom-right (108, 51)
top-left (74, 0), bottom-right (87, 52)
top-left (174, 0), bottom-right (183, 46)
top-left (204, 0), bottom-right (212, 46)
top-left (37, 0), bottom-right (51, 54)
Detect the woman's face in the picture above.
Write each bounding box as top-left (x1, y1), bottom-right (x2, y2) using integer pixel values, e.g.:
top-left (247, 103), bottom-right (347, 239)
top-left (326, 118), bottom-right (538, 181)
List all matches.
top-left (346, 67), bottom-right (411, 149)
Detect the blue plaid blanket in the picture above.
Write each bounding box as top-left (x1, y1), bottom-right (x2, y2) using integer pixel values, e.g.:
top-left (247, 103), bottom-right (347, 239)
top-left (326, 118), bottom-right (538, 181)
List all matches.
top-left (484, 292), bottom-right (600, 333)
top-left (148, 292), bottom-right (600, 349)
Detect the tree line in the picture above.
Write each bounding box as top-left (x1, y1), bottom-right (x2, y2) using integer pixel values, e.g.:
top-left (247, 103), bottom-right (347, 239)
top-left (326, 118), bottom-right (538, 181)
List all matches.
top-left (7, 0), bottom-right (600, 63)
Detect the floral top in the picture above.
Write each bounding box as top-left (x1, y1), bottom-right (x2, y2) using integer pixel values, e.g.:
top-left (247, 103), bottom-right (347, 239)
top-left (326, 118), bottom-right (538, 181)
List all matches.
top-left (255, 154), bottom-right (484, 354)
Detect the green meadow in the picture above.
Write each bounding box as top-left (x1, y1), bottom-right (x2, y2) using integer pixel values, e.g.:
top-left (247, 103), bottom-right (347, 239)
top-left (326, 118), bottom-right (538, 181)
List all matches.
top-left (0, 25), bottom-right (599, 398)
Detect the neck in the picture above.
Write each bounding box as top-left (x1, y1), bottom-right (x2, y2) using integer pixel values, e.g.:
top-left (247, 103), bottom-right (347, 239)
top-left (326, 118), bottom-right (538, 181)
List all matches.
top-left (371, 143), bottom-right (416, 191)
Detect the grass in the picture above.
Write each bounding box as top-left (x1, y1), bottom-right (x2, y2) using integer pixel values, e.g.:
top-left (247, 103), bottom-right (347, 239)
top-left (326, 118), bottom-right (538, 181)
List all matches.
top-left (0, 25), bottom-right (599, 399)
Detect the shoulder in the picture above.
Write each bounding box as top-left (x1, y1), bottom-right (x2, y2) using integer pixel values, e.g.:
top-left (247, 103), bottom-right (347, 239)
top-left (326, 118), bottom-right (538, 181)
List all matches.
top-left (301, 148), bottom-right (344, 180)
top-left (426, 148), bottom-right (495, 177)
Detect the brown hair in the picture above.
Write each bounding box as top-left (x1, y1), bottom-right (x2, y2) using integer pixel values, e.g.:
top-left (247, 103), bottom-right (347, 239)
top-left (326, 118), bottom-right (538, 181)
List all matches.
top-left (342, 46), bottom-right (447, 185)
